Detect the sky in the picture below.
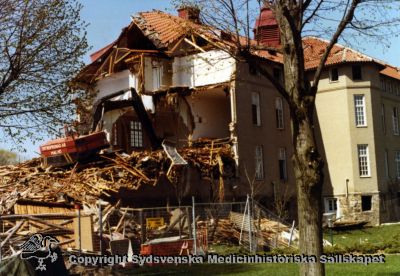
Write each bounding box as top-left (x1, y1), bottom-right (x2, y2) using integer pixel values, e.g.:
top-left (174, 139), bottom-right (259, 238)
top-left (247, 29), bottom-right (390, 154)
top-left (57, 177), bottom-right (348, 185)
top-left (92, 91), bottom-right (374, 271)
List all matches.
top-left (2, 0), bottom-right (400, 159)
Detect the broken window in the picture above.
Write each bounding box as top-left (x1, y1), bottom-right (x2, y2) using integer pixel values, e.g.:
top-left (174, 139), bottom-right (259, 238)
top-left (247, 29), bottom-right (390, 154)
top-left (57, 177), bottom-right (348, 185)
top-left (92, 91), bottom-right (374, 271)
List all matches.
top-left (129, 121), bottom-right (143, 148)
top-left (255, 145), bottom-right (264, 180)
top-left (152, 61), bottom-right (163, 90)
top-left (278, 148), bottom-right (287, 181)
top-left (252, 92), bottom-right (261, 126)
top-left (361, 195), bottom-right (372, 211)
top-left (275, 97), bottom-right (284, 129)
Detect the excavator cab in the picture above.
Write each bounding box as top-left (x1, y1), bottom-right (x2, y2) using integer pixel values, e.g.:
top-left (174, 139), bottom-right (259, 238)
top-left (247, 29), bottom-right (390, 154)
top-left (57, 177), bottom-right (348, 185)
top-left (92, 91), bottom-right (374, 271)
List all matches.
top-left (40, 126), bottom-right (109, 167)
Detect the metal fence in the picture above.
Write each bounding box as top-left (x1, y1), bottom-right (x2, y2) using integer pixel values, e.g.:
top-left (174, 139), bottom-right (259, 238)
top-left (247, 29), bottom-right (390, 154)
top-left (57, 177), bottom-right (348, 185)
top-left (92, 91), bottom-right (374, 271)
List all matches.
top-left (0, 196), bottom-right (296, 262)
top-left (83, 197), bottom-right (295, 256)
top-left (192, 198), bottom-right (297, 253)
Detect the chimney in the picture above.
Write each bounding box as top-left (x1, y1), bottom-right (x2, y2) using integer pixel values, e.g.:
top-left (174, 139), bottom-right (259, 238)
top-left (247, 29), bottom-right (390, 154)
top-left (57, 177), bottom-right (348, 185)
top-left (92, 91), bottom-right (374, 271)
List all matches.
top-left (178, 6), bottom-right (201, 24)
top-left (253, 6), bottom-right (280, 47)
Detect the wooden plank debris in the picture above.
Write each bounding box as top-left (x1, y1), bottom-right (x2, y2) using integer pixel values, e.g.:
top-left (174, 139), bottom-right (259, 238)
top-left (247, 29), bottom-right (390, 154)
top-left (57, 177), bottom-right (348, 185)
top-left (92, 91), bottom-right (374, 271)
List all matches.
top-left (0, 137), bottom-right (236, 259)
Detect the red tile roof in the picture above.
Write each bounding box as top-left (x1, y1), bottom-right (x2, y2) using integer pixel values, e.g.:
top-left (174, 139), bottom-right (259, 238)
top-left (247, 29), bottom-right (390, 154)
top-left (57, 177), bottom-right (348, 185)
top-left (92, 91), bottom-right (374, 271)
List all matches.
top-left (84, 11), bottom-right (400, 83)
top-left (134, 11), bottom-right (203, 47)
top-left (90, 41), bottom-right (116, 62)
top-left (252, 49), bottom-right (283, 63)
top-left (303, 37), bottom-right (380, 69)
top-left (380, 66), bottom-right (400, 80)
top-left (134, 10), bottom-right (285, 63)
top-left (303, 37), bottom-right (400, 79)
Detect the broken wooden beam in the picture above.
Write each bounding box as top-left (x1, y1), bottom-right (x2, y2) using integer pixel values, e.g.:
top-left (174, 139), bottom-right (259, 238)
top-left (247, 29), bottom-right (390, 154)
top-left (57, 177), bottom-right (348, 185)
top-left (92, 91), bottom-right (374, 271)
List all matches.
top-left (130, 87), bottom-right (161, 150)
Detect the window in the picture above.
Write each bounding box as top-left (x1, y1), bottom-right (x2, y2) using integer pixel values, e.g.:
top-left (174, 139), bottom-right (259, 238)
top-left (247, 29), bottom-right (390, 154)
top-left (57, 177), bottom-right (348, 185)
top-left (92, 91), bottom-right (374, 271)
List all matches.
top-left (152, 64), bottom-right (163, 90)
top-left (361, 195), bottom-right (372, 211)
top-left (354, 95), bottom-right (366, 127)
top-left (330, 68), bottom-right (339, 82)
top-left (252, 92), bottom-right (261, 126)
top-left (278, 148), bottom-right (287, 181)
top-left (352, 65), bottom-right (362, 80)
top-left (393, 107), bottom-right (399, 135)
top-left (382, 104), bottom-right (386, 134)
top-left (357, 144), bottom-right (370, 177)
top-left (395, 151), bottom-right (400, 179)
top-left (255, 145), bottom-right (264, 180)
top-left (275, 97), bottom-right (284, 129)
top-left (324, 198), bottom-right (338, 213)
top-left (129, 121), bottom-right (143, 148)
top-left (385, 149), bottom-right (389, 179)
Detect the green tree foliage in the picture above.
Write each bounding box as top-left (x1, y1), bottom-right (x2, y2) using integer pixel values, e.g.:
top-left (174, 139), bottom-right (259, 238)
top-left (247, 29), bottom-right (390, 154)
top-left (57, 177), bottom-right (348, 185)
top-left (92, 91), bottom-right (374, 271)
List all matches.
top-left (0, 0), bottom-right (88, 143)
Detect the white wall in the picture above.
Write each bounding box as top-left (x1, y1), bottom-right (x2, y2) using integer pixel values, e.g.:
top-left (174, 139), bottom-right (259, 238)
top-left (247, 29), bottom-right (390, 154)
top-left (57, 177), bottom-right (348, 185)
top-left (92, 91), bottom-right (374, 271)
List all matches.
top-left (102, 108), bottom-right (130, 142)
top-left (95, 70), bottom-right (136, 102)
top-left (186, 88), bottom-right (230, 139)
top-left (173, 50), bottom-right (235, 87)
top-left (95, 69), bottom-right (155, 112)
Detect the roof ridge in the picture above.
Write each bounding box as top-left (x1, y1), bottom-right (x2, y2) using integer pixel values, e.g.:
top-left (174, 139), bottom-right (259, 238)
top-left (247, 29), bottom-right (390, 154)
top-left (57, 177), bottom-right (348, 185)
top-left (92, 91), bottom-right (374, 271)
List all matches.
top-left (303, 36), bottom-right (388, 66)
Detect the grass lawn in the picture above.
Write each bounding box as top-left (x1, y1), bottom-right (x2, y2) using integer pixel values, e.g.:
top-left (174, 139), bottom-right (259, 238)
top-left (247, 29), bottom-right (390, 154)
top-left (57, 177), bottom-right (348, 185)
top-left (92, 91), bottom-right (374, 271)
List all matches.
top-left (324, 223), bottom-right (400, 247)
top-left (119, 255), bottom-right (400, 275)
top-left (108, 225), bottom-right (400, 275)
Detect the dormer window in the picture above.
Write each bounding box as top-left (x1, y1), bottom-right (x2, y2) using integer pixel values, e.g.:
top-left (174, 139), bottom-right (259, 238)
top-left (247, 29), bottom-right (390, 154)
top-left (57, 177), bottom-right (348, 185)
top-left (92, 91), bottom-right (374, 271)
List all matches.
top-left (330, 68), bottom-right (339, 82)
top-left (352, 65), bottom-right (362, 80)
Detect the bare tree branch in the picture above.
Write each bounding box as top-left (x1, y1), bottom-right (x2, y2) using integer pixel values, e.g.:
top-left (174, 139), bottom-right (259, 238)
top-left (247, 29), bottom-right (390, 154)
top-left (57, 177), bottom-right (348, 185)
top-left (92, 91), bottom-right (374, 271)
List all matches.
top-left (311, 0), bottom-right (360, 91)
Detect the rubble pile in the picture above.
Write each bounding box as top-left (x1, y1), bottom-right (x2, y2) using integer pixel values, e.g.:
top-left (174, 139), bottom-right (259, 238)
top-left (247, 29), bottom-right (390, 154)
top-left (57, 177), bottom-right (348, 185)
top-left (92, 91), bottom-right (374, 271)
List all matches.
top-left (201, 214), bottom-right (297, 248)
top-left (0, 140), bottom-right (236, 259)
top-left (0, 141), bottom-right (235, 215)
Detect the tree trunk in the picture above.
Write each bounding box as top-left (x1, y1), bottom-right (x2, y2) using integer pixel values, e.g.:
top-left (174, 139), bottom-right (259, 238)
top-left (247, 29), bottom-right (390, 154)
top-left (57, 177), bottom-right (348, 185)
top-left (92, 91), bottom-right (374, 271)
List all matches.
top-left (294, 116), bottom-right (324, 276)
top-left (275, 4), bottom-right (326, 275)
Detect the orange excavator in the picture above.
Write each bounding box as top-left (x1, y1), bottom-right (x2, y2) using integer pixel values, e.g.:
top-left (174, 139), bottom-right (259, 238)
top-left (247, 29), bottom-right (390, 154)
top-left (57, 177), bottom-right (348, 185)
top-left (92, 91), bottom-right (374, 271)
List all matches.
top-left (40, 88), bottom-right (160, 167)
top-left (39, 127), bottom-right (109, 167)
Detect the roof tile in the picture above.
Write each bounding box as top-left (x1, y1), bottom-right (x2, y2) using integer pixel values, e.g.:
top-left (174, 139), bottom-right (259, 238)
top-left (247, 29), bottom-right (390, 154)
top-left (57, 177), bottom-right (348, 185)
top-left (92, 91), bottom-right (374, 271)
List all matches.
top-left (303, 37), bottom-right (375, 69)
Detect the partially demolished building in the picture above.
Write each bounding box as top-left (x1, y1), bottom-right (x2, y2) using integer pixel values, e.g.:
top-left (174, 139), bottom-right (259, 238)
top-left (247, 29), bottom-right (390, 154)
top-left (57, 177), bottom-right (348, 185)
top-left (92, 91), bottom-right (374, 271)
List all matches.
top-left (0, 8), bottom-right (300, 258)
top-left (74, 7), bottom-right (295, 206)
top-left (73, 6), bottom-right (400, 226)
top-left (2, 5), bottom-right (400, 262)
